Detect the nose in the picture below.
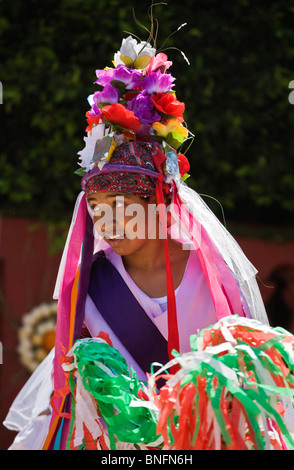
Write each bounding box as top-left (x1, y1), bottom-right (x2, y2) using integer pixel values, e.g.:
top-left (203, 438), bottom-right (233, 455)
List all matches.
top-left (94, 218), bottom-right (124, 238)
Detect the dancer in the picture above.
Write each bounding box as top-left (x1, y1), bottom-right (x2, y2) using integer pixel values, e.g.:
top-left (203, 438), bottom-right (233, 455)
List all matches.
top-left (4, 26), bottom-right (268, 450)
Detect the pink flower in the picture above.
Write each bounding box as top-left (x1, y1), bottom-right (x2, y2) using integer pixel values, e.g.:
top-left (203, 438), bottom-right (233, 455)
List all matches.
top-left (145, 53), bottom-right (172, 74)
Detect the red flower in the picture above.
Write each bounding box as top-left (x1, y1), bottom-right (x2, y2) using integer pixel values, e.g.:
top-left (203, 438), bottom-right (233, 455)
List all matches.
top-left (150, 93), bottom-right (185, 121)
top-left (101, 103), bottom-right (141, 131)
top-left (177, 153), bottom-right (190, 177)
top-left (85, 111), bottom-right (102, 132)
top-left (124, 91), bottom-right (139, 101)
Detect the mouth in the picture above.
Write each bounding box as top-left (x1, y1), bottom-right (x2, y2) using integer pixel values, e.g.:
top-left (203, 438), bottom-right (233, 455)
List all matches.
top-left (104, 232), bottom-right (125, 246)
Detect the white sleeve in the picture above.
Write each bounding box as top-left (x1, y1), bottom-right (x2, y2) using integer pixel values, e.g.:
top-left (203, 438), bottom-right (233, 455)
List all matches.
top-left (3, 348), bottom-right (54, 450)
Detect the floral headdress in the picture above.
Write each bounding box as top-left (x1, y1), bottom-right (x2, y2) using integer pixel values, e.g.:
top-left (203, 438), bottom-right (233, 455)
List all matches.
top-left (77, 25), bottom-right (192, 183)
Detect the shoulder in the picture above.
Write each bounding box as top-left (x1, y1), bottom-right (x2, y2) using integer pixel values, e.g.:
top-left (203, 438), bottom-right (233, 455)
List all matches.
top-left (92, 247), bottom-right (123, 270)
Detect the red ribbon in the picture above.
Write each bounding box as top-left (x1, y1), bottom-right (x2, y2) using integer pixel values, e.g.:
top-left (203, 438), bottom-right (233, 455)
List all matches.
top-left (156, 174), bottom-right (180, 366)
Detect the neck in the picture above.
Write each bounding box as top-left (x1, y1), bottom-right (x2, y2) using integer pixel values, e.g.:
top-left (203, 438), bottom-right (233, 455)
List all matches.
top-left (123, 237), bottom-right (167, 272)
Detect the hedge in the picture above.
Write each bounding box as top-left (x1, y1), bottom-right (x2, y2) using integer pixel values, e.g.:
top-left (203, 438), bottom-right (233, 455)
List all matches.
top-left (1, 0), bottom-right (294, 229)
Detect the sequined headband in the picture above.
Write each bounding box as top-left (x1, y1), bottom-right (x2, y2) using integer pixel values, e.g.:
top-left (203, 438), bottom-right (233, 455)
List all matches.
top-left (82, 140), bottom-right (170, 197)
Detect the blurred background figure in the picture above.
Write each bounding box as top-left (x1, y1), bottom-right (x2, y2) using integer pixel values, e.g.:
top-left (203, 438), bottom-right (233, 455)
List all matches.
top-left (266, 264), bottom-right (294, 334)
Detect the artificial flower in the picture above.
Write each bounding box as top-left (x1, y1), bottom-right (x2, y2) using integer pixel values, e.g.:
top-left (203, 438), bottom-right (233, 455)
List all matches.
top-left (95, 64), bottom-right (142, 90)
top-left (78, 123), bottom-right (106, 171)
top-left (113, 36), bottom-right (156, 69)
top-left (127, 91), bottom-right (161, 125)
top-left (145, 52), bottom-right (172, 74)
top-left (152, 119), bottom-right (188, 139)
top-left (93, 84), bottom-right (120, 106)
top-left (152, 119), bottom-right (188, 149)
top-left (138, 70), bottom-right (175, 94)
top-left (88, 103), bottom-right (101, 118)
top-left (124, 91), bottom-right (140, 101)
top-left (177, 152), bottom-right (190, 177)
top-left (101, 103), bottom-right (141, 131)
top-left (150, 92), bottom-right (185, 121)
top-left (94, 67), bottom-right (114, 86)
top-left (85, 111), bottom-right (102, 132)
top-left (18, 302), bottom-right (57, 372)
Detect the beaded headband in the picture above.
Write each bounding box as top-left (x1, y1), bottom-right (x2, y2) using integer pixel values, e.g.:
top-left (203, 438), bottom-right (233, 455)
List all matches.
top-left (82, 140), bottom-right (171, 197)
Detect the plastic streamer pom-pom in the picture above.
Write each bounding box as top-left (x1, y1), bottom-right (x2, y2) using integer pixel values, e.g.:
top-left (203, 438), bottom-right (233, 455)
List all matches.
top-left (59, 317), bottom-right (294, 450)
top-left (60, 336), bottom-right (162, 450)
top-left (150, 316), bottom-right (294, 450)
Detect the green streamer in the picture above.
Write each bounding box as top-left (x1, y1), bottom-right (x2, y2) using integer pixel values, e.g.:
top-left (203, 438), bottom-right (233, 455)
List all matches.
top-left (68, 339), bottom-right (160, 449)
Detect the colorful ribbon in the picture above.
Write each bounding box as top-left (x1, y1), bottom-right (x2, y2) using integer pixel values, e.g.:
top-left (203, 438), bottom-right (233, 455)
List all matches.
top-left (54, 316), bottom-right (294, 451)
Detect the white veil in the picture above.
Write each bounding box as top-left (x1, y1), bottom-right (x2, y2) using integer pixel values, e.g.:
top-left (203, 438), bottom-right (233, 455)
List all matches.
top-left (176, 178), bottom-right (269, 325)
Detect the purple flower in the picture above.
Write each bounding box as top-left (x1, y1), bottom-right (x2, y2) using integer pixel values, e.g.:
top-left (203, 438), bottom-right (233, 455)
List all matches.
top-left (139, 70), bottom-right (175, 94)
top-left (93, 84), bottom-right (120, 105)
top-left (88, 103), bottom-right (101, 117)
top-left (127, 92), bottom-right (161, 125)
top-left (113, 65), bottom-right (142, 89)
top-left (95, 65), bottom-right (142, 90)
top-left (94, 68), bottom-right (114, 87)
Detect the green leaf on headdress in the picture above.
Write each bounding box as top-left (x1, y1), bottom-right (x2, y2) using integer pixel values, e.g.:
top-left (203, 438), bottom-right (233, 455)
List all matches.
top-left (97, 102), bottom-right (111, 109)
top-left (181, 173), bottom-right (190, 182)
top-left (166, 131), bottom-right (185, 149)
top-left (144, 134), bottom-right (165, 144)
top-left (74, 167), bottom-right (86, 176)
top-left (110, 80), bottom-right (127, 95)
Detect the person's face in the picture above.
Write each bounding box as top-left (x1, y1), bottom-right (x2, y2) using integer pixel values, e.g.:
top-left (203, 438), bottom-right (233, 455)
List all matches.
top-left (87, 191), bottom-right (159, 256)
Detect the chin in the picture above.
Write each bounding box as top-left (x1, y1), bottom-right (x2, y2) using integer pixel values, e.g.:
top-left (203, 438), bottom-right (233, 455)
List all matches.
top-left (106, 237), bottom-right (146, 257)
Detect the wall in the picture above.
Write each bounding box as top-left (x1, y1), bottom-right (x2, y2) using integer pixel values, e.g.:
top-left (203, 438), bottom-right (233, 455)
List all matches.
top-left (237, 237), bottom-right (294, 303)
top-left (0, 217), bottom-right (294, 449)
top-left (0, 218), bottom-right (62, 449)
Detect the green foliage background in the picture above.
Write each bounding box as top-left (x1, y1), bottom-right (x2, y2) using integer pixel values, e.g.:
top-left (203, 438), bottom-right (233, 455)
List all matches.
top-left (1, 0), bottom-right (294, 231)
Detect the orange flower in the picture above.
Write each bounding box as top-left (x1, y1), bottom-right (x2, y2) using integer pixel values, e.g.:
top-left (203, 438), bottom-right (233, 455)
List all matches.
top-left (150, 93), bottom-right (185, 121)
top-left (101, 103), bottom-right (141, 131)
top-left (85, 111), bottom-right (102, 132)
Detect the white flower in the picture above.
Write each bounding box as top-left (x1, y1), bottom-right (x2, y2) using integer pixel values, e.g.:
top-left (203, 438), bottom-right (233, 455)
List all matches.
top-left (18, 302), bottom-right (58, 373)
top-left (113, 35), bottom-right (156, 69)
top-left (77, 123), bottom-right (106, 171)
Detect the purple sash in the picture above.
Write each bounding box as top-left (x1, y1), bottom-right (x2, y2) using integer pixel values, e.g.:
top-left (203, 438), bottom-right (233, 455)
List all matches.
top-left (88, 251), bottom-right (169, 373)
